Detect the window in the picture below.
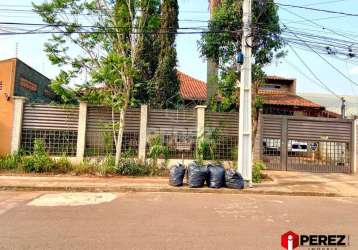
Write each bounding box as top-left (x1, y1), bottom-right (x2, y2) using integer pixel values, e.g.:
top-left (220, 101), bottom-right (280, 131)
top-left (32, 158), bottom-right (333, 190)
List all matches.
top-left (261, 84), bottom-right (281, 90)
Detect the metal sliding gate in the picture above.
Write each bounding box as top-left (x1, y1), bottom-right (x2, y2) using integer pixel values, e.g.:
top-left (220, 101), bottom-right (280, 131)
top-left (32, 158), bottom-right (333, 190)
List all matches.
top-left (262, 115), bottom-right (353, 173)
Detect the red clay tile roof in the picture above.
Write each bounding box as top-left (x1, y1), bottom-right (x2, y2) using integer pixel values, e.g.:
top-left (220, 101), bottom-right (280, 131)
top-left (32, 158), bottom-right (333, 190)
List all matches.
top-left (178, 71), bottom-right (207, 100)
top-left (178, 72), bottom-right (322, 108)
top-left (259, 92), bottom-right (322, 108)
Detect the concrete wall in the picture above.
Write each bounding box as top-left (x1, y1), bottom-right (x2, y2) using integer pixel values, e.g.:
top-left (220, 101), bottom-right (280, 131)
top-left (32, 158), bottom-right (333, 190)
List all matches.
top-left (13, 59), bottom-right (52, 103)
top-left (0, 59), bottom-right (16, 155)
top-left (0, 58), bottom-right (54, 155)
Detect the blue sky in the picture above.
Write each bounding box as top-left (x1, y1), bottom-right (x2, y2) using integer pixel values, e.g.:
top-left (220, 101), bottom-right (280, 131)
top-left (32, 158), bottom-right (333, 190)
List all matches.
top-left (1, 0), bottom-right (358, 98)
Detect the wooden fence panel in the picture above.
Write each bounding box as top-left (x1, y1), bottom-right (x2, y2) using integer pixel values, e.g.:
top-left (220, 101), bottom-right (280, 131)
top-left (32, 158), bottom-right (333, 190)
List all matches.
top-left (148, 109), bottom-right (196, 133)
top-left (22, 104), bottom-right (79, 130)
top-left (86, 106), bottom-right (140, 133)
top-left (205, 111), bottom-right (239, 136)
top-left (21, 104), bottom-right (79, 156)
top-left (85, 106), bottom-right (140, 156)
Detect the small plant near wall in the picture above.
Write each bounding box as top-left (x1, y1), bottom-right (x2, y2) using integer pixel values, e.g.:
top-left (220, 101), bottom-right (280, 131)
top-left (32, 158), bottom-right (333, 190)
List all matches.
top-left (0, 151), bottom-right (22, 171)
top-left (195, 128), bottom-right (222, 164)
top-left (252, 161), bottom-right (266, 183)
top-left (20, 139), bottom-right (54, 173)
top-left (195, 135), bottom-right (209, 165)
top-left (147, 134), bottom-right (169, 166)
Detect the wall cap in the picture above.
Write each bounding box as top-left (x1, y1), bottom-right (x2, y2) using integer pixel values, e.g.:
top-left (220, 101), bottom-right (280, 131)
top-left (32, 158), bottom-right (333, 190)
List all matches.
top-left (195, 105), bottom-right (207, 109)
top-left (12, 96), bottom-right (27, 101)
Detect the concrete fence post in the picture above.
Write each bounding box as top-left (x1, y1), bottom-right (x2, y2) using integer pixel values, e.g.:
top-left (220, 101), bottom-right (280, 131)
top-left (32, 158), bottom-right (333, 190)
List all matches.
top-left (195, 106), bottom-right (207, 158)
top-left (76, 102), bottom-right (88, 161)
top-left (11, 96), bottom-right (26, 154)
top-left (138, 105), bottom-right (148, 163)
top-left (195, 105), bottom-right (206, 139)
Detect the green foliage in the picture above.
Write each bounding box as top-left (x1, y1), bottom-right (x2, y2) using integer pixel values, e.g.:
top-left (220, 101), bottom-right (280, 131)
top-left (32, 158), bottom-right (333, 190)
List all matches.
top-left (53, 156), bottom-right (74, 174)
top-left (97, 155), bottom-right (117, 176)
top-left (116, 158), bottom-right (148, 176)
top-left (150, 0), bottom-right (179, 108)
top-left (20, 139), bottom-right (54, 173)
top-left (252, 161), bottom-right (266, 183)
top-left (195, 128), bottom-right (222, 163)
top-left (148, 134), bottom-right (169, 162)
top-left (71, 159), bottom-right (95, 175)
top-left (199, 0), bottom-right (285, 111)
top-left (0, 152), bottom-right (22, 171)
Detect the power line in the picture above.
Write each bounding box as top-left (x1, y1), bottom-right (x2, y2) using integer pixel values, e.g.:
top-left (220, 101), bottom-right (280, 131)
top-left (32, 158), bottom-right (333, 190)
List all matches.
top-left (0, 29), bottom-right (238, 36)
top-left (276, 3), bottom-right (358, 17)
top-left (287, 43), bottom-right (341, 99)
top-left (280, 6), bottom-right (358, 43)
top-left (300, 0), bottom-right (349, 7)
top-left (285, 26), bottom-right (358, 89)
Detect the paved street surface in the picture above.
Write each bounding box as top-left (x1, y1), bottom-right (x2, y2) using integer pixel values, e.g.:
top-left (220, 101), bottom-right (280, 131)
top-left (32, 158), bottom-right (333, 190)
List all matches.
top-left (0, 191), bottom-right (357, 250)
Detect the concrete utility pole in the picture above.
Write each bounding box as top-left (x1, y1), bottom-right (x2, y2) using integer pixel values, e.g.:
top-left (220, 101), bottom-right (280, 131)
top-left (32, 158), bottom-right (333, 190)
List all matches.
top-left (238, 0), bottom-right (252, 185)
top-left (341, 97), bottom-right (346, 119)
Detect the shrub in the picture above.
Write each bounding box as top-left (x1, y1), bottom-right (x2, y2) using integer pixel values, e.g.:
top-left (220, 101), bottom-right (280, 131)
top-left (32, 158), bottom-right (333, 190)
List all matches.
top-left (116, 157), bottom-right (148, 176)
top-left (0, 153), bottom-right (21, 171)
top-left (147, 134), bottom-right (169, 166)
top-left (195, 128), bottom-right (221, 163)
top-left (96, 155), bottom-right (117, 176)
top-left (252, 161), bottom-right (266, 183)
top-left (146, 162), bottom-right (169, 176)
top-left (20, 140), bottom-right (54, 173)
top-left (53, 156), bottom-right (73, 173)
top-left (72, 160), bottom-right (95, 175)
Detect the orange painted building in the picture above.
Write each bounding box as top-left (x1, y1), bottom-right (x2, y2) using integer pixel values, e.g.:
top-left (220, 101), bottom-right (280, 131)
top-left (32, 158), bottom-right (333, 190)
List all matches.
top-left (0, 58), bottom-right (53, 155)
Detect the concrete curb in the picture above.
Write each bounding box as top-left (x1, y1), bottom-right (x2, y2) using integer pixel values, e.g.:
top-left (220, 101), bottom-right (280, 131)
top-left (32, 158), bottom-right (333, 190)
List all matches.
top-left (0, 185), bottom-right (346, 197)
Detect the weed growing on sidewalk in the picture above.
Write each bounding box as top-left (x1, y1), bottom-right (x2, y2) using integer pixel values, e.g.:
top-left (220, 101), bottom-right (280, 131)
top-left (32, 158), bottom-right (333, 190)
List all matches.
top-left (253, 161), bottom-right (266, 183)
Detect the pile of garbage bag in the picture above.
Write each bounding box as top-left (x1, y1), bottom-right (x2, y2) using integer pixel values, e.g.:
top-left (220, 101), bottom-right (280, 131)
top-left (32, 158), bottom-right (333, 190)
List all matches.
top-left (168, 161), bottom-right (245, 189)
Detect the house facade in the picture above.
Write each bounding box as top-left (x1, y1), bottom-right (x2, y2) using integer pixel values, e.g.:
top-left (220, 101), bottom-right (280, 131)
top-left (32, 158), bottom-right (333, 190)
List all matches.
top-left (0, 58), bottom-right (54, 155)
top-left (178, 71), bottom-right (338, 118)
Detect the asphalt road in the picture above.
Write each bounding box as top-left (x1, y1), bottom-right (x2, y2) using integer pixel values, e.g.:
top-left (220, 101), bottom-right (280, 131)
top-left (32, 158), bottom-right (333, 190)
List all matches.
top-left (0, 191), bottom-right (357, 250)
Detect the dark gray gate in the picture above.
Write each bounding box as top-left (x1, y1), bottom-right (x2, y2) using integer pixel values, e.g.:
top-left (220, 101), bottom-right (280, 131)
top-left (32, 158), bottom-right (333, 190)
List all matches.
top-left (262, 115), bottom-right (354, 173)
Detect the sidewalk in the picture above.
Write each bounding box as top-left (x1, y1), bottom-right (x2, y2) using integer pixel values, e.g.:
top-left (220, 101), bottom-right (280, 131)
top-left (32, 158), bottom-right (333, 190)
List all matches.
top-left (0, 171), bottom-right (357, 197)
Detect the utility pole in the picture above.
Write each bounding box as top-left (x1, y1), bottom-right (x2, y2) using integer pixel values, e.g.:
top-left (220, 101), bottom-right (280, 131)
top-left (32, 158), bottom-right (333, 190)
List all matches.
top-left (238, 0), bottom-right (252, 185)
top-left (341, 97), bottom-right (346, 119)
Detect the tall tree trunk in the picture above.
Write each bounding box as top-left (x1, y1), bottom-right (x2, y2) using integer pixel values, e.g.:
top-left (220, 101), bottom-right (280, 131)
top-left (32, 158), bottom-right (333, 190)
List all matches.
top-left (115, 101), bottom-right (128, 166)
top-left (112, 107), bottom-right (118, 147)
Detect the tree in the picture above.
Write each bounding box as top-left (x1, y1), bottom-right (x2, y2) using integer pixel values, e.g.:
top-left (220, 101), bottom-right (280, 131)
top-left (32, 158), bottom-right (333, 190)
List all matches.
top-left (133, 2), bottom-right (161, 104)
top-left (151, 0), bottom-right (180, 108)
top-left (200, 0), bottom-right (284, 112)
top-left (34, 0), bottom-right (161, 165)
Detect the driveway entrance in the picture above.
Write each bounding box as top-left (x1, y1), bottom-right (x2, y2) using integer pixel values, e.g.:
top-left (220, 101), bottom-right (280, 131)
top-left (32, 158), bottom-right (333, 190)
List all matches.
top-left (262, 115), bottom-right (354, 173)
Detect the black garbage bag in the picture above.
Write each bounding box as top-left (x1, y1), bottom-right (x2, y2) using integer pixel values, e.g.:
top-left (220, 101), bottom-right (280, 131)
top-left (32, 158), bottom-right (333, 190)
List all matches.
top-left (207, 164), bottom-right (225, 188)
top-left (169, 163), bottom-right (186, 187)
top-left (225, 169), bottom-right (244, 189)
top-left (188, 162), bottom-right (207, 188)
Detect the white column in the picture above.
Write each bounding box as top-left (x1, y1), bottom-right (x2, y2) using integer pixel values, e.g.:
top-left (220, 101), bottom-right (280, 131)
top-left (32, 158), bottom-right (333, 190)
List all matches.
top-left (11, 96), bottom-right (26, 154)
top-left (238, 0), bottom-right (253, 184)
top-left (138, 105), bottom-right (148, 162)
top-left (195, 105), bottom-right (206, 139)
top-left (76, 102), bottom-right (88, 161)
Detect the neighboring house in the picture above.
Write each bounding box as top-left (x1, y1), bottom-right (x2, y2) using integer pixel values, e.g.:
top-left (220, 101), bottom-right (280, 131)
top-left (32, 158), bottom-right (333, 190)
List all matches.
top-left (300, 93), bottom-right (358, 118)
top-left (178, 72), bottom-right (338, 118)
top-left (178, 71), bottom-right (207, 106)
top-left (0, 58), bottom-right (54, 155)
